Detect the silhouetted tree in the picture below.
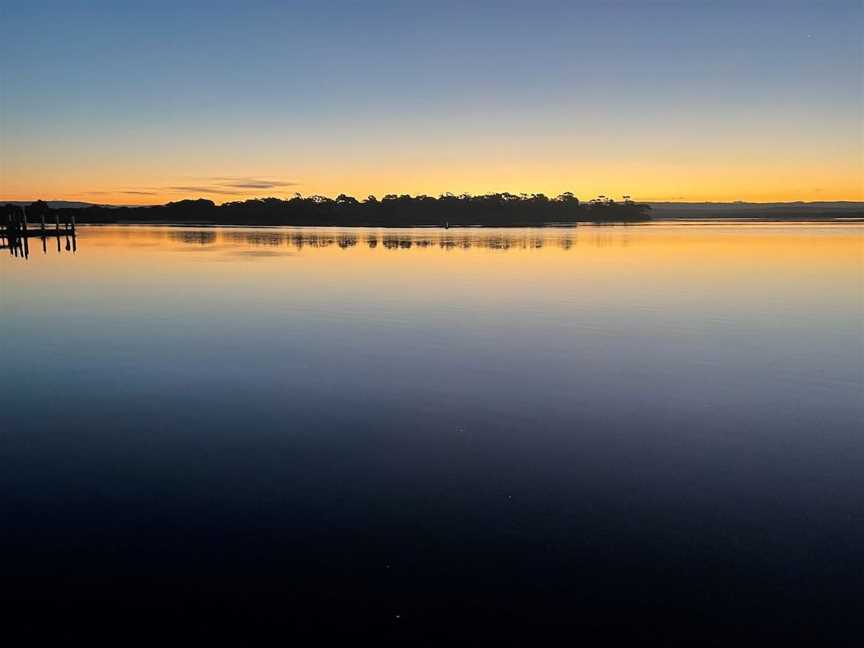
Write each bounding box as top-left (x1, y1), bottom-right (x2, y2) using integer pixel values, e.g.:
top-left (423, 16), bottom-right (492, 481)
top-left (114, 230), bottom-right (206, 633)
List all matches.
top-left (46, 191), bottom-right (652, 227)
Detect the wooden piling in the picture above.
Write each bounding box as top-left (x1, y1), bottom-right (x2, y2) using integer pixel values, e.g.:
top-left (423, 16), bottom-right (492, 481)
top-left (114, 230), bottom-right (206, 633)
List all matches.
top-left (1, 207), bottom-right (76, 258)
top-left (22, 209), bottom-right (29, 258)
top-left (21, 209), bottom-right (29, 258)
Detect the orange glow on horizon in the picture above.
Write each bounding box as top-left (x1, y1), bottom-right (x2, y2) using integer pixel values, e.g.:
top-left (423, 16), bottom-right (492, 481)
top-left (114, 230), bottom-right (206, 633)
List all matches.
top-left (3, 152), bottom-right (861, 206)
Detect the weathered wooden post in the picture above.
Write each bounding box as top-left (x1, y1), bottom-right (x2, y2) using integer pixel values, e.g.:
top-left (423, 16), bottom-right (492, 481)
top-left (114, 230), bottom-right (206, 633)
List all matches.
top-left (15, 211), bottom-right (22, 256)
top-left (21, 208), bottom-right (29, 258)
top-left (7, 211), bottom-right (14, 256)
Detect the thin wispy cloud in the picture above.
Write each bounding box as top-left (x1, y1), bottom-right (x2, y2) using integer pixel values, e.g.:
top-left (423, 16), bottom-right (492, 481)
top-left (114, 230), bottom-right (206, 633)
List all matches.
top-left (170, 186), bottom-right (246, 195)
top-left (166, 177), bottom-right (300, 196)
top-left (227, 182), bottom-right (294, 189)
top-left (86, 189), bottom-right (159, 196)
top-left (208, 177), bottom-right (300, 190)
top-left (83, 178), bottom-right (300, 199)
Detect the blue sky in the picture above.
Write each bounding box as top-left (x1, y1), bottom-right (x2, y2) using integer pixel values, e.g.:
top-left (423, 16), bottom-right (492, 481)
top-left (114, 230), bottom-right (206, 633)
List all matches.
top-left (2, 1), bottom-right (861, 202)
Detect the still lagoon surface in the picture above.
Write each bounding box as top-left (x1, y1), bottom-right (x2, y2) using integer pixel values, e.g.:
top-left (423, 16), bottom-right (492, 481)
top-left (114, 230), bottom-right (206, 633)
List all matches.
top-left (2, 224), bottom-right (862, 642)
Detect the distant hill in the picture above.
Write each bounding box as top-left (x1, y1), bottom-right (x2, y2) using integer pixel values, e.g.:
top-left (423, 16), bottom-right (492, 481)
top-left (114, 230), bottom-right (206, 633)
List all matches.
top-left (647, 201), bottom-right (864, 219)
top-left (1, 200), bottom-right (109, 209)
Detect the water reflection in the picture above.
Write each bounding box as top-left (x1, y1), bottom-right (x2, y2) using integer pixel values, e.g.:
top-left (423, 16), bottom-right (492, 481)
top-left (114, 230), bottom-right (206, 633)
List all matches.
top-left (7, 223), bottom-right (860, 267)
top-left (2, 222), bottom-right (862, 643)
top-left (134, 226), bottom-right (578, 251)
top-left (168, 229), bottom-right (217, 245)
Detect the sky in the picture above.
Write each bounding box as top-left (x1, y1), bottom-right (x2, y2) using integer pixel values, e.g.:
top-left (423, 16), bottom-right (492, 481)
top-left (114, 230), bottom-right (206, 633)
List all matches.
top-left (1, 0), bottom-right (861, 204)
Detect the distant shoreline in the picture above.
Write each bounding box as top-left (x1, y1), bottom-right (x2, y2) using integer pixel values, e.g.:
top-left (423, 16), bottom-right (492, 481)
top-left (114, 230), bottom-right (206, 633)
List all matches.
top-left (71, 216), bottom-right (864, 229)
top-left (4, 197), bottom-right (862, 228)
top-left (647, 203), bottom-right (863, 221)
top-left (5, 195), bottom-right (652, 228)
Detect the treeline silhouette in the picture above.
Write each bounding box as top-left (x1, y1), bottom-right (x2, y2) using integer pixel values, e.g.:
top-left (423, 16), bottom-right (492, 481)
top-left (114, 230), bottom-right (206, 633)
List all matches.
top-left (7, 193), bottom-right (651, 227)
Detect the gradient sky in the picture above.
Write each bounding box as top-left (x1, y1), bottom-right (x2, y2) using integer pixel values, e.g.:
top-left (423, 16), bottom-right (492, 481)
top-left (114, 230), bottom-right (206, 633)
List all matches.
top-left (1, 0), bottom-right (861, 204)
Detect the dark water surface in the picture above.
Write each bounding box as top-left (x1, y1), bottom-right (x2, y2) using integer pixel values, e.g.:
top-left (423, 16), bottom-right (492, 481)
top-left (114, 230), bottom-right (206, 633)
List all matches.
top-left (2, 224), bottom-right (862, 643)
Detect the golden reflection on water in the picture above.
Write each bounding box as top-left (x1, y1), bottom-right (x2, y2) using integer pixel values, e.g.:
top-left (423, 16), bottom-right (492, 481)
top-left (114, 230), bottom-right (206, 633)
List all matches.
top-left (61, 222), bottom-right (862, 275)
top-left (3, 221), bottom-right (861, 397)
top-left (69, 221), bottom-right (863, 253)
top-left (5, 224), bottom-right (861, 306)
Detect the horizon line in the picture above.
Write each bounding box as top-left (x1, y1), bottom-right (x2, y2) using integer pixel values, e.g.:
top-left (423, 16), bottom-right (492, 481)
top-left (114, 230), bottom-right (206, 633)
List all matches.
top-left (4, 196), bottom-right (864, 207)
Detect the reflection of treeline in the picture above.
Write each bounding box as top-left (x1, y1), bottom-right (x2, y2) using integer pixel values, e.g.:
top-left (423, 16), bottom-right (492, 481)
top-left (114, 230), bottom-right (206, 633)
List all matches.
top-left (40, 193), bottom-right (651, 226)
top-left (165, 228), bottom-right (584, 251)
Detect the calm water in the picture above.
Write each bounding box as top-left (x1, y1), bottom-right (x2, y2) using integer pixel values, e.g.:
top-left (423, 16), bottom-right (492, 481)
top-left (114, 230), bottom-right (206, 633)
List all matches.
top-left (2, 224), bottom-right (862, 643)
